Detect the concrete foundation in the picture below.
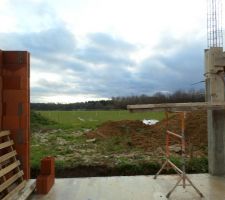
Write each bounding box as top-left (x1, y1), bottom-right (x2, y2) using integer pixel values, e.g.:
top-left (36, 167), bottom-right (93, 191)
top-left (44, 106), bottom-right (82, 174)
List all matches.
top-left (205, 47), bottom-right (225, 175)
top-left (30, 174), bottom-right (225, 200)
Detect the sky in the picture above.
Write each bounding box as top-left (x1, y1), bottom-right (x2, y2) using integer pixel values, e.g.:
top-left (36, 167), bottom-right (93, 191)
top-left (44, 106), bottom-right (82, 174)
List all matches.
top-left (0, 0), bottom-right (213, 103)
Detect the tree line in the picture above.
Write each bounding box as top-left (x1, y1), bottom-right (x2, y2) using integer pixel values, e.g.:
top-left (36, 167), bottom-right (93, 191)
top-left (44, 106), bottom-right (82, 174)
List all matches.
top-left (31, 89), bottom-right (205, 111)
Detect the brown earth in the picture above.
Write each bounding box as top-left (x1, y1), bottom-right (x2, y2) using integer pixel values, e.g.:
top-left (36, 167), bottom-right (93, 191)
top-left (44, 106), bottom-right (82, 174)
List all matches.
top-left (87, 111), bottom-right (207, 156)
top-left (31, 111), bottom-right (208, 178)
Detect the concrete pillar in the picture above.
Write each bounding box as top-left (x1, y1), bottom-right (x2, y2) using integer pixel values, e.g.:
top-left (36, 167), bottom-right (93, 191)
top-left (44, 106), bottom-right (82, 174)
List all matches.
top-left (205, 47), bottom-right (225, 175)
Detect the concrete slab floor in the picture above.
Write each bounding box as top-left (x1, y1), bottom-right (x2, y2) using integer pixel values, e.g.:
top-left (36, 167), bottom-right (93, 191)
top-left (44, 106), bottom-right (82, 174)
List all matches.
top-left (30, 174), bottom-right (225, 200)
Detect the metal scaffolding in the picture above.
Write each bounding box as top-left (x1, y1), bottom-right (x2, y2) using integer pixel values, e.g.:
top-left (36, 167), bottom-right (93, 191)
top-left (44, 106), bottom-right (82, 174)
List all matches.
top-left (154, 112), bottom-right (204, 198)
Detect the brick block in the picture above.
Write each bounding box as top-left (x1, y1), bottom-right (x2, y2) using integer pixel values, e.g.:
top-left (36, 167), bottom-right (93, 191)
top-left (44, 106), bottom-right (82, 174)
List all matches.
top-left (3, 90), bottom-right (28, 102)
top-left (2, 116), bottom-right (19, 129)
top-left (10, 129), bottom-right (29, 144)
top-left (36, 175), bottom-right (54, 194)
top-left (20, 76), bottom-right (29, 90)
top-left (14, 143), bottom-right (30, 180)
top-left (2, 51), bottom-right (29, 65)
top-left (2, 76), bottom-right (21, 90)
top-left (2, 115), bottom-right (28, 129)
top-left (1, 75), bottom-right (29, 93)
top-left (14, 143), bottom-right (29, 155)
top-left (20, 115), bottom-right (29, 129)
top-left (0, 50), bottom-right (30, 181)
top-left (0, 50), bottom-right (2, 70)
top-left (40, 157), bottom-right (55, 176)
top-left (0, 76), bottom-right (2, 90)
top-left (36, 157), bottom-right (55, 194)
top-left (3, 101), bottom-right (29, 116)
top-left (0, 117), bottom-right (2, 129)
top-left (2, 66), bottom-right (28, 77)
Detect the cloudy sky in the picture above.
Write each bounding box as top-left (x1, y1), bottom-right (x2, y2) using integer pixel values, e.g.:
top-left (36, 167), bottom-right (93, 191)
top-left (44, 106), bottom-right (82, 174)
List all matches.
top-left (0, 0), bottom-right (212, 103)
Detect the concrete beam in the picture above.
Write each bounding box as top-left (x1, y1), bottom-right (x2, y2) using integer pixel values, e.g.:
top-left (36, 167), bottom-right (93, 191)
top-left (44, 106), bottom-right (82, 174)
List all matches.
top-left (127, 102), bottom-right (225, 112)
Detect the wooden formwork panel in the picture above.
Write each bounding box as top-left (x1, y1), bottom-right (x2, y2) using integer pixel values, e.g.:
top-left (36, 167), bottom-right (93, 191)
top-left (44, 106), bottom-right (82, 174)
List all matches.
top-left (0, 130), bottom-right (26, 199)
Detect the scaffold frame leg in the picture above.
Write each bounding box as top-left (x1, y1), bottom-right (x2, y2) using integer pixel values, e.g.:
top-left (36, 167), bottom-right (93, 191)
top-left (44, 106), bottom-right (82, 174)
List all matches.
top-left (154, 111), bottom-right (204, 198)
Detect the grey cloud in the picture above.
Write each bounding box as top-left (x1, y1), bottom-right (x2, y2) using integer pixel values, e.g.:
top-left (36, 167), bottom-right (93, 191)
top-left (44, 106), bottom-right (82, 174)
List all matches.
top-left (0, 25), bottom-right (81, 73)
top-left (137, 39), bottom-right (205, 92)
top-left (88, 33), bottom-right (137, 52)
top-left (0, 21), bottom-right (205, 102)
top-left (77, 46), bottom-right (134, 66)
top-left (76, 32), bottom-right (137, 66)
top-left (23, 27), bottom-right (76, 56)
top-left (0, 26), bottom-right (76, 57)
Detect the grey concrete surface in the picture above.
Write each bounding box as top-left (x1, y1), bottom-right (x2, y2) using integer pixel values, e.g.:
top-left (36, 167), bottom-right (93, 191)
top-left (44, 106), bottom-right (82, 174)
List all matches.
top-left (205, 47), bottom-right (225, 175)
top-left (30, 174), bottom-right (225, 200)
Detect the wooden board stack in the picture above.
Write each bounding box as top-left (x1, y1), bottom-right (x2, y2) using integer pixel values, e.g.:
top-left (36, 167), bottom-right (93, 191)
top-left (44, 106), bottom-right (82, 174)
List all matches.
top-left (0, 130), bottom-right (26, 200)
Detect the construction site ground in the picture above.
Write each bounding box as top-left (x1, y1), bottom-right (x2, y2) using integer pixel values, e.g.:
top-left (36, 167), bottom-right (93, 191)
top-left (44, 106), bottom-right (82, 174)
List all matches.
top-left (31, 111), bottom-right (208, 178)
top-left (30, 174), bottom-right (225, 200)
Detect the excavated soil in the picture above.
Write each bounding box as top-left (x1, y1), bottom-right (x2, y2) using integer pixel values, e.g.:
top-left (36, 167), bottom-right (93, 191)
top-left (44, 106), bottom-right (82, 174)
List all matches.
top-left (87, 111), bottom-right (207, 154)
top-left (31, 111), bottom-right (208, 178)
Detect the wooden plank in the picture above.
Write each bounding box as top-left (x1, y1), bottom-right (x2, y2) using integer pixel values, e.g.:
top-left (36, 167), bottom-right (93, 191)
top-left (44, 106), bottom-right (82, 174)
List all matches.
top-left (15, 180), bottom-right (36, 200)
top-left (0, 151), bottom-right (17, 163)
top-left (5, 135), bottom-right (23, 184)
top-left (127, 102), bottom-right (225, 112)
top-left (0, 161), bottom-right (20, 177)
top-left (0, 171), bottom-right (24, 193)
top-left (2, 180), bottom-right (26, 200)
top-left (0, 140), bottom-right (14, 150)
top-left (0, 131), bottom-right (10, 138)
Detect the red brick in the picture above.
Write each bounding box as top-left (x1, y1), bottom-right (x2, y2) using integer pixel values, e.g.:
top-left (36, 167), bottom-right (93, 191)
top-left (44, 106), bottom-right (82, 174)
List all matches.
top-left (20, 115), bottom-right (29, 129)
top-left (2, 66), bottom-right (28, 77)
top-left (10, 129), bottom-right (29, 144)
top-left (14, 144), bottom-right (30, 179)
top-left (2, 116), bottom-right (20, 129)
top-left (14, 143), bottom-right (29, 154)
top-left (3, 90), bottom-right (28, 102)
top-left (0, 50), bottom-right (3, 70)
top-left (2, 101), bottom-right (18, 116)
top-left (2, 76), bottom-right (21, 90)
top-left (0, 50), bottom-right (30, 180)
top-left (40, 157), bottom-right (55, 176)
top-left (20, 76), bottom-right (29, 90)
top-left (36, 175), bottom-right (54, 194)
top-left (1, 72), bottom-right (29, 91)
top-left (2, 115), bottom-right (28, 129)
top-left (0, 76), bottom-right (2, 90)
top-left (3, 101), bottom-right (29, 116)
top-left (2, 51), bottom-right (29, 65)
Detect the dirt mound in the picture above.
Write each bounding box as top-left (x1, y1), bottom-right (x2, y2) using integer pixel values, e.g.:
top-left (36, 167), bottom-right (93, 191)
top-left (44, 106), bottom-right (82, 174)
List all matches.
top-left (86, 111), bottom-right (207, 153)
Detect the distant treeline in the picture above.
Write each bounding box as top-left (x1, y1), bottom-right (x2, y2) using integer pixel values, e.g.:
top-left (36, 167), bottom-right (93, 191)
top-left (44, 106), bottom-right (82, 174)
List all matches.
top-left (31, 89), bottom-right (205, 111)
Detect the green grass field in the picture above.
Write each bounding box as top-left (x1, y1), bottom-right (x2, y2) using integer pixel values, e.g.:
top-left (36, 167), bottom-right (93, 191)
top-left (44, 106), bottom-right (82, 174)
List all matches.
top-left (37, 110), bottom-right (165, 130)
top-left (31, 110), bottom-right (208, 176)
